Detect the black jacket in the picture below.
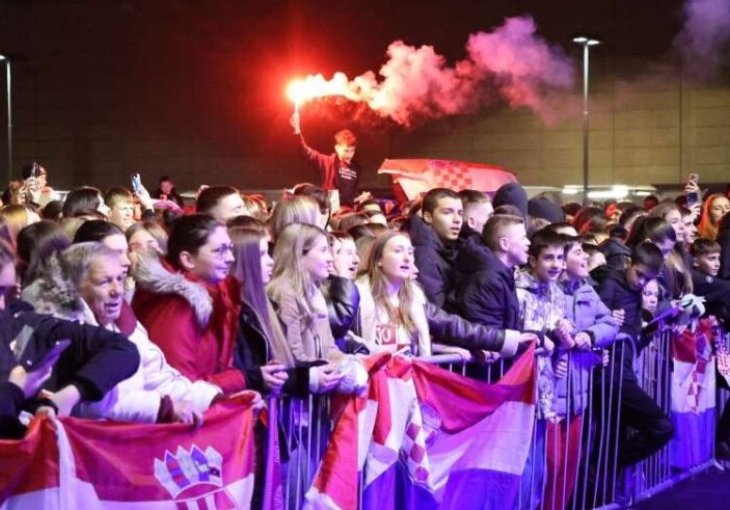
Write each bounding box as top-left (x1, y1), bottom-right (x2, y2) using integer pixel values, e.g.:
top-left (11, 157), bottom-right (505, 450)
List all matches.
top-left (594, 268), bottom-right (647, 382)
top-left (0, 305), bottom-right (140, 438)
top-left (691, 269), bottom-right (730, 325)
top-left (234, 301), bottom-right (313, 398)
top-left (407, 215), bottom-right (459, 309)
top-left (323, 276), bottom-right (363, 353)
top-left (450, 236), bottom-right (520, 330)
top-left (719, 213), bottom-right (730, 280)
top-left (425, 302), bottom-right (510, 354)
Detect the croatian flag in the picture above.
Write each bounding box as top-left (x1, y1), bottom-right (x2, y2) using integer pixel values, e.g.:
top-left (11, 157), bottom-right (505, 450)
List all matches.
top-left (670, 320), bottom-right (716, 470)
top-left (305, 346), bottom-right (537, 510)
top-left (0, 393), bottom-right (257, 510)
top-left (377, 159), bottom-right (517, 201)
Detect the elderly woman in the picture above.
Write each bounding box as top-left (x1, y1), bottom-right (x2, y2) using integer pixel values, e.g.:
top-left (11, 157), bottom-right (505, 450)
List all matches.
top-left (33, 242), bottom-right (222, 423)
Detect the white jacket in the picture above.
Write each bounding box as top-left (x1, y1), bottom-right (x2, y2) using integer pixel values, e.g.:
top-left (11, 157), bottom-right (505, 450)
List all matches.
top-left (68, 303), bottom-right (222, 423)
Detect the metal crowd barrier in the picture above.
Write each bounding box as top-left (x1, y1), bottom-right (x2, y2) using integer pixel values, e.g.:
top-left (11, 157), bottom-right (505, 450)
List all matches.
top-left (265, 323), bottom-right (727, 510)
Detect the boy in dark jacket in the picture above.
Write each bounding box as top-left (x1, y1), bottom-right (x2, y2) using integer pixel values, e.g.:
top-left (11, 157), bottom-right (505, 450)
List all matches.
top-left (691, 239), bottom-right (730, 323)
top-left (588, 242), bottom-right (674, 500)
top-left (690, 238), bottom-right (730, 458)
top-left (407, 188), bottom-right (463, 309)
top-left (452, 214), bottom-right (529, 331)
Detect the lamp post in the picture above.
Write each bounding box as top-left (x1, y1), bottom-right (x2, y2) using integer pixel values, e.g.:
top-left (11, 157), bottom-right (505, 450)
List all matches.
top-left (0, 54), bottom-right (11, 183)
top-left (572, 37), bottom-right (600, 203)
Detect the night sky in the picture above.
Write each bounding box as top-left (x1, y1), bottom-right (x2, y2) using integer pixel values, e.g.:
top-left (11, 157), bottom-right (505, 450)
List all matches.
top-left (0, 0), bottom-right (697, 188)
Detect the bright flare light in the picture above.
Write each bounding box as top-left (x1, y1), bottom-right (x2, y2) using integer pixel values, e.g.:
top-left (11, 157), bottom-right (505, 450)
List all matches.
top-left (286, 72), bottom-right (364, 113)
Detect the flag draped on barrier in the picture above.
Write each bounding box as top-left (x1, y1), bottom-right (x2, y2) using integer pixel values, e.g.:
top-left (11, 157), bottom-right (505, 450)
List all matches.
top-left (670, 320), bottom-right (717, 470)
top-left (0, 394), bottom-right (257, 510)
top-left (305, 346), bottom-right (537, 510)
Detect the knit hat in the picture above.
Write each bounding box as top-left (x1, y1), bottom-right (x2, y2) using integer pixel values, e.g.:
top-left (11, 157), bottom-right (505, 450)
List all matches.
top-left (528, 196), bottom-right (565, 224)
top-left (493, 183), bottom-right (528, 218)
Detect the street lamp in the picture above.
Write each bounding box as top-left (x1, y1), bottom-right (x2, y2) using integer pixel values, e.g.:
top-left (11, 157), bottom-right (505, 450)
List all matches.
top-left (0, 54), bottom-right (11, 184)
top-left (572, 36), bottom-right (600, 203)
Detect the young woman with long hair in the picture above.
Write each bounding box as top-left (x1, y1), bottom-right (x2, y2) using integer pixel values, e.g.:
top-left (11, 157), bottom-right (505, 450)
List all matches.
top-left (355, 231), bottom-right (526, 357)
top-left (698, 193), bottom-right (730, 241)
top-left (230, 227), bottom-right (342, 395)
top-left (267, 223), bottom-right (344, 364)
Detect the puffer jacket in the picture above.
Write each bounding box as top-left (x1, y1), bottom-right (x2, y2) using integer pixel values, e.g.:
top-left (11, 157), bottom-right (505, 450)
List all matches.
top-left (450, 236), bottom-right (520, 330)
top-left (718, 212), bottom-right (730, 280)
top-left (132, 252), bottom-right (246, 394)
top-left (407, 215), bottom-right (459, 309)
top-left (515, 271), bottom-right (565, 419)
top-left (554, 278), bottom-right (619, 416)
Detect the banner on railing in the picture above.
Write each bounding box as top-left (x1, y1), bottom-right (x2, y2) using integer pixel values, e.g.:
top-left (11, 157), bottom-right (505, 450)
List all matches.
top-left (671, 320), bottom-right (717, 470)
top-left (304, 345), bottom-right (537, 510)
top-left (0, 393), bottom-right (258, 510)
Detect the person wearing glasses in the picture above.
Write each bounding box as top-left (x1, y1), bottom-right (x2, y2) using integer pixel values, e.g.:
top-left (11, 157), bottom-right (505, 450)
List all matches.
top-left (132, 214), bottom-right (248, 395)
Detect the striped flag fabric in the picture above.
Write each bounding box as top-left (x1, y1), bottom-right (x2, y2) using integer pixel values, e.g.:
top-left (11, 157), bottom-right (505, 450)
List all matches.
top-left (377, 159), bottom-right (517, 200)
top-left (305, 346), bottom-right (537, 510)
top-left (670, 320), bottom-right (716, 470)
top-left (0, 393), bottom-right (258, 510)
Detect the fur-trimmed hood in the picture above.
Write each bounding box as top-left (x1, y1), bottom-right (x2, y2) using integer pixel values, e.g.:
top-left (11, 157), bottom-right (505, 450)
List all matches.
top-left (132, 250), bottom-right (213, 327)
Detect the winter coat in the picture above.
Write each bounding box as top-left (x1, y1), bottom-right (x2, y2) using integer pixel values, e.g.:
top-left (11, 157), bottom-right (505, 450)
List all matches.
top-left (451, 236), bottom-right (520, 330)
top-left (691, 269), bottom-right (730, 325)
top-left (515, 271), bottom-right (565, 418)
top-left (595, 268), bottom-right (648, 383)
top-left (132, 253), bottom-right (246, 395)
top-left (0, 304), bottom-right (140, 436)
top-left (407, 215), bottom-right (459, 309)
top-left (270, 286), bottom-right (343, 363)
top-left (234, 301), bottom-right (314, 398)
top-left (76, 303), bottom-right (221, 423)
top-left (554, 278), bottom-right (619, 415)
top-left (718, 213), bottom-right (730, 280)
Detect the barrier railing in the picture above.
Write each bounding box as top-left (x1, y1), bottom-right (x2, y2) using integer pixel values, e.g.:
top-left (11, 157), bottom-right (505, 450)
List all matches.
top-left (268, 322), bottom-right (726, 510)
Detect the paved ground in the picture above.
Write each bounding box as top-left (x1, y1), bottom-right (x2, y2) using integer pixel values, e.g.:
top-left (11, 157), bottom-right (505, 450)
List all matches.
top-left (632, 468), bottom-right (730, 509)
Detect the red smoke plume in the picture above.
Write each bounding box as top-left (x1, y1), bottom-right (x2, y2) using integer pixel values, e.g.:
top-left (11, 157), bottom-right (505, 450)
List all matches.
top-left (288, 16), bottom-right (576, 127)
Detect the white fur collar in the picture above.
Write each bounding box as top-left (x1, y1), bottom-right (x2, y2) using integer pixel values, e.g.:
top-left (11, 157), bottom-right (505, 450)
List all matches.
top-left (133, 251), bottom-right (213, 327)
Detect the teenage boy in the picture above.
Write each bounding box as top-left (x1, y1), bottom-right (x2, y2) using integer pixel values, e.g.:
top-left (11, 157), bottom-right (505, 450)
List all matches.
top-left (514, 228), bottom-right (570, 508)
top-left (457, 189), bottom-right (493, 240)
top-left (549, 237), bottom-right (619, 509)
top-left (590, 242), bottom-right (674, 498)
top-left (691, 239), bottom-right (730, 324)
top-left (452, 214), bottom-right (529, 330)
top-left (690, 238), bottom-right (730, 458)
top-left (407, 188), bottom-right (463, 308)
top-left (291, 113), bottom-right (360, 207)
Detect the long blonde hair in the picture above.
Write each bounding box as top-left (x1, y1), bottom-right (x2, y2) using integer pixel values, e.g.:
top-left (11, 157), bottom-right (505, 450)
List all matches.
top-left (360, 231), bottom-right (418, 338)
top-left (269, 195), bottom-right (321, 242)
top-left (267, 223), bottom-right (329, 328)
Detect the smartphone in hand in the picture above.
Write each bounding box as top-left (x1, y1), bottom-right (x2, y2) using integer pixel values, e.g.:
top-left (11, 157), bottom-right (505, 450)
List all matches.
top-left (131, 173), bottom-right (142, 194)
top-left (686, 173), bottom-right (701, 207)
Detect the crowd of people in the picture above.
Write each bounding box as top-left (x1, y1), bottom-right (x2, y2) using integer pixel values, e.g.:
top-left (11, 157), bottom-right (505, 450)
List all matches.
top-left (2, 154), bottom-right (730, 508)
